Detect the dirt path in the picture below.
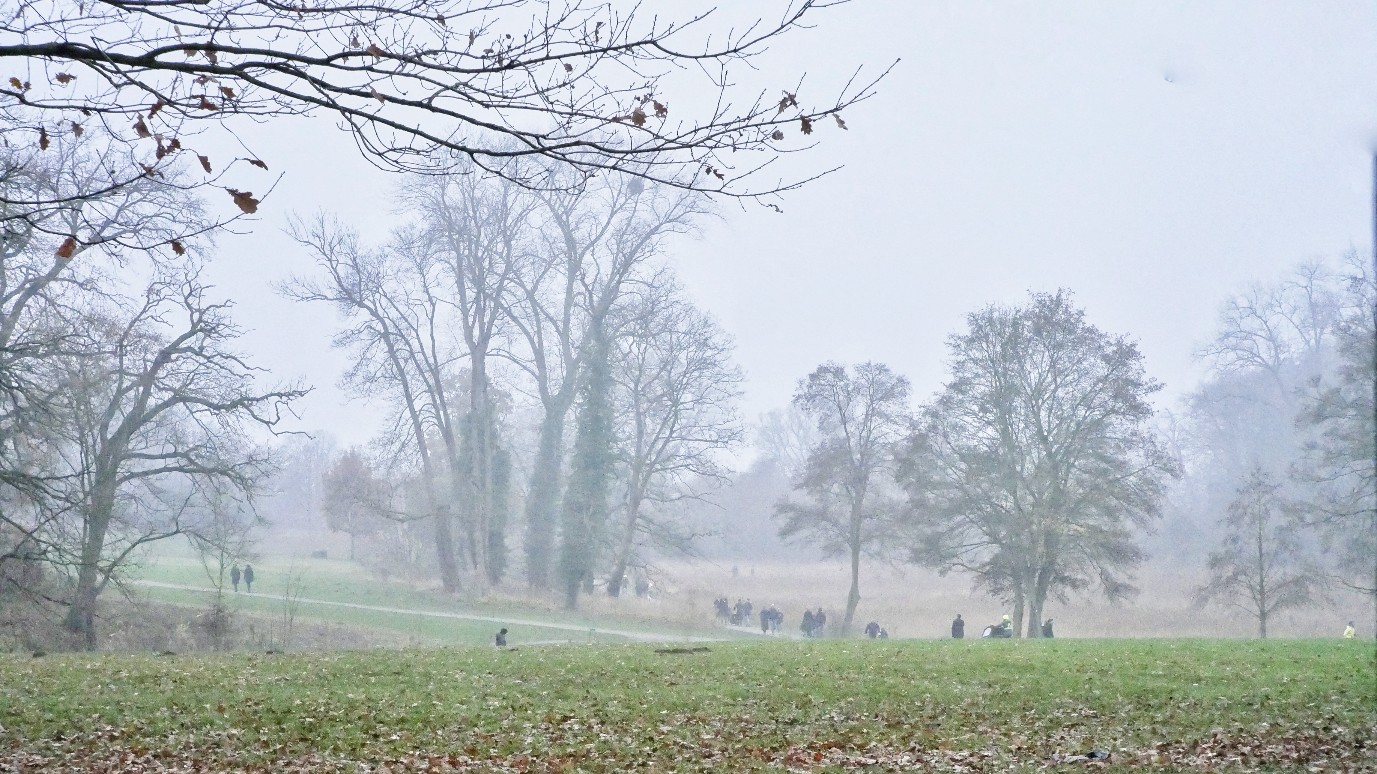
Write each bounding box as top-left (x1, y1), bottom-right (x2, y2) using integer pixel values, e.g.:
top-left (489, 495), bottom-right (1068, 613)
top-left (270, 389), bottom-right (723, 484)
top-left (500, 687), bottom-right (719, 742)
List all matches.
top-left (133, 580), bottom-right (727, 644)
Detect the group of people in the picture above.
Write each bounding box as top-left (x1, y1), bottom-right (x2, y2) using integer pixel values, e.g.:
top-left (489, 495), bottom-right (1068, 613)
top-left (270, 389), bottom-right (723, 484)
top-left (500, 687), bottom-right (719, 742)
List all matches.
top-left (229, 564), bottom-right (255, 593)
top-left (758, 605), bottom-right (784, 634)
top-left (950, 613), bottom-right (1053, 639)
top-left (714, 597), bottom-right (755, 626)
top-left (714, 598), bottom-right (831, 637)
top-left (800, 607), bottom-right (828, 637)
top-left (863, 621), bottom-right (890, 639)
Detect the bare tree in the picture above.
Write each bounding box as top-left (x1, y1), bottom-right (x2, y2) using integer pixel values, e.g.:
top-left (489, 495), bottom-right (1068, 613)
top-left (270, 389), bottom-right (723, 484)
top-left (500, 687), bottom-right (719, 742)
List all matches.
top-left (406, 170), bottom-right (535, 585)
top-left (776, 361), bottom-right (910, 631)
top-left (901, 291), bottom-right (1178, 638)
top-left (603, 279), bottom-right (742, 596)
top-left (48, 268), bottom-right (303, 647)
top-left (1194, 468), bottom-right (1319, 638)
top-left (1, 0), bottom-right (886, 216)
top-left (285, 216), bottom-right (464, 590)
top-left (507, 168), bottom-right (707, 589)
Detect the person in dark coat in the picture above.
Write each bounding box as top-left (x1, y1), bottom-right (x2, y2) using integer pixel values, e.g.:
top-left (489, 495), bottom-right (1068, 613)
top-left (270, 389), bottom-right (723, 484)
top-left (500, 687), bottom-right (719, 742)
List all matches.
top-left (1041, 619), bottom-right (1054, 639)
top-left (242, 564), bottom-right (255, 593)
top-left (801, 609), bottom-right (816, 637)
top-left (230, 565), bottom-right (241, 593)
top-left (495, 628), bottom-right (508, 647)
top-left (864, 621), bottom-right (881, 639)
top-left (951, 614), bottom-right (964, 639)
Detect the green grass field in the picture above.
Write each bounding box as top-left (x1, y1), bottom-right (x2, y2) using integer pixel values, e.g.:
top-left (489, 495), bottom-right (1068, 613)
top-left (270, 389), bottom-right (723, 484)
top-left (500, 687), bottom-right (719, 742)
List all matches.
top-left (2, 639), bottom-right (1373, 772)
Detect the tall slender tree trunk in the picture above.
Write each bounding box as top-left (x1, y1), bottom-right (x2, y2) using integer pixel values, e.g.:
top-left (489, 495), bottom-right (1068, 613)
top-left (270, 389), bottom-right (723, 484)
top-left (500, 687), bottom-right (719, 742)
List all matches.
top-left (1012, 584), bottom-right (1027, 640)
top-left (843, 497), bottom-right (864, 630)
top-left (524, 395), bottom-right (572, 589)
top-left (607, 489), bottom-right (643, 598)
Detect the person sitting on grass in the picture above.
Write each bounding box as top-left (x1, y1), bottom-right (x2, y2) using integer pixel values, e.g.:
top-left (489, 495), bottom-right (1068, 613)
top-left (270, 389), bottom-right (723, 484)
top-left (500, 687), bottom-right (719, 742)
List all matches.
top-left (495, 628), bottom-right (508, 647)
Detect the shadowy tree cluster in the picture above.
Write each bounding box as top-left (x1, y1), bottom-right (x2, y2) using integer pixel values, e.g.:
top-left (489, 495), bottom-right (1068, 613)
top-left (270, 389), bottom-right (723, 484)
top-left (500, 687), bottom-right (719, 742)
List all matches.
top-left (291, 163), bottom-right (742, 608)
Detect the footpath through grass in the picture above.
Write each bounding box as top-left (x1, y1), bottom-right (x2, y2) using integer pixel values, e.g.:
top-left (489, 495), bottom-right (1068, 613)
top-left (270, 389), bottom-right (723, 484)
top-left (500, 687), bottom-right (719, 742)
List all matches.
top-left (132, 555), bottom-right (732, 646)
top-left (2, 638), bottom-right (1373, 772)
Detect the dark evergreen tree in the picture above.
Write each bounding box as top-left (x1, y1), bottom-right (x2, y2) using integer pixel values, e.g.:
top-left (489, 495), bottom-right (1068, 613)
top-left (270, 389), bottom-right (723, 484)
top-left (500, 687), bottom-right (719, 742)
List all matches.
top-left (558, 328), bottom-right (614, 610)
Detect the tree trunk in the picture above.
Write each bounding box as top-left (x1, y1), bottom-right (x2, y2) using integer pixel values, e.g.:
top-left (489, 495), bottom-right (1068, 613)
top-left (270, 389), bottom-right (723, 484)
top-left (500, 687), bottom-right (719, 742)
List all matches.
top-left (606, 490), bottom-right (643, 598)
top-left (524, 397), bottom-right (571, 589)
top-left (1028, 565), bottom-right (1053, 638)
top-left (844, 541), bottom-right (861, 631)
top-left (1012, 585), bottom-right (1026, 640)
top-left (64, 480), bottom-right (116, 650)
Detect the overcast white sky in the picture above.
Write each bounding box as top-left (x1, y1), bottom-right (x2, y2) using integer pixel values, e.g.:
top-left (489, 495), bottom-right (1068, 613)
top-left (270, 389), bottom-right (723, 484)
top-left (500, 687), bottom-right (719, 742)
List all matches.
top-left (205, 1), bottom-right (1377, 450)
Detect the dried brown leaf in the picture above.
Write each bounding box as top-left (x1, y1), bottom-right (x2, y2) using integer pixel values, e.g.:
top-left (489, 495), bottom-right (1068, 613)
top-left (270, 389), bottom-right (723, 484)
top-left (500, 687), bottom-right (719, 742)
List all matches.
top-left (133, 117), bottom-right (152, 138)
top-left (55, 237), bottom-right (77, 259)
top-left (227, 189), bottom-right (259, 214)
top-left (198, 154), bottom-right (212, 173)
top-left (39, 126), bottom-right (49, 150)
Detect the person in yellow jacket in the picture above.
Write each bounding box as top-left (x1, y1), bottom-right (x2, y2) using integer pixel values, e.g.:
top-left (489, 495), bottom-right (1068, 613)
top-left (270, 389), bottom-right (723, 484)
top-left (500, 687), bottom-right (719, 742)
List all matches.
top-left (1343, 621), bottom-right (1356, 639)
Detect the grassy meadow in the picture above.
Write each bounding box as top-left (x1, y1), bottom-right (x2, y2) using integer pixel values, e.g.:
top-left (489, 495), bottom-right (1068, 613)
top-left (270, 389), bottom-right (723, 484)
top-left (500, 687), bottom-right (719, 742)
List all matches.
top-left (2, 638), bottom-right (1374, 772)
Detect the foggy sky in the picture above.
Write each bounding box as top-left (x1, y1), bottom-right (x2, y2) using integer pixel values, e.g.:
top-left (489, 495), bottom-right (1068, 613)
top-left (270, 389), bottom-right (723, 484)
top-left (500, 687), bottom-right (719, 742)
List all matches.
top-left (203, 1), bottom-right (1377, 450)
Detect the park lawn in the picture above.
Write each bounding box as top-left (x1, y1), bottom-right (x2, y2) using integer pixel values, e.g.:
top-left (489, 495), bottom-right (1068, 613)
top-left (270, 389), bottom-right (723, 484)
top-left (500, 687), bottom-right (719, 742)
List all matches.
top-left (1, 639), bottom-right (1373, 772)
top-left (135, 584), bottom-right (633, 647)
top-left (133, 555), bottom-right (735, 644)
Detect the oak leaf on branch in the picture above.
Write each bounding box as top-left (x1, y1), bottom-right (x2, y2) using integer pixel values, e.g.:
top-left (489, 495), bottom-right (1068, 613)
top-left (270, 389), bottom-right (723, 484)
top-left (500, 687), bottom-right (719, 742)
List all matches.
top-left (227, 189), bottom-right (259, 214)
top-left (55, 237), bottom-right (78, 259)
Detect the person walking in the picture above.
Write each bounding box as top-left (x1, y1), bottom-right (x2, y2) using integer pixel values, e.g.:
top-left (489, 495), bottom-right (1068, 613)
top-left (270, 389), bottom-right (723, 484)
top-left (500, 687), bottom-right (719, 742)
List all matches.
top-left (230, 565), bottom-right (241, 593)
top-left (242, 564), bottom-right (255, 593)
top-left (951, 614), bottom-right (964, 639)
